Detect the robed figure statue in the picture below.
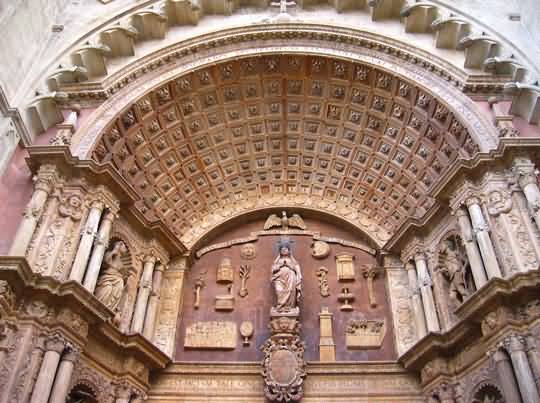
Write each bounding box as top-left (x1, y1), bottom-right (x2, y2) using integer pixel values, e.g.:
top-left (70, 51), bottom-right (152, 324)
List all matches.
top-left (271, 241), bottom-right (302, 313)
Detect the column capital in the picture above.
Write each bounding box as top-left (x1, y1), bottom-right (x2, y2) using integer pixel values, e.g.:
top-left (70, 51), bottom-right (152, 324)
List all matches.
top-left (492, 348), bottom-right (511, 363)
top-left (437, 382), bottom-right (455, 400)
top-left (33, 164), bottom-right (60, 194)
top-left (405, 261), bottom-right (416, 272)
top-left (62, 344), bottom-right (81, 362)
top-left (89, 199), bottom-right (106, 212)
top-left (102, 210), bottom-right (118, 222)
top-left (45, 333), bottom-right (66, 353)
top-left (154, 263), bottom-right (166, 273)
top-left (143, 254), bottom-right (157, 265)
top-left (114, 382), bottom-right (133, 399)
top-left (169, 256), bottom-right (188, 272)
top-left (504, 334), bottom-right (527, 353)
top-left (464, 195), bottom-right (482, 208)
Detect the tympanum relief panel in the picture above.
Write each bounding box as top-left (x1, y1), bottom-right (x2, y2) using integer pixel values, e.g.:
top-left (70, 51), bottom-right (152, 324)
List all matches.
top-left (175, 216), bottom-right (395, 362)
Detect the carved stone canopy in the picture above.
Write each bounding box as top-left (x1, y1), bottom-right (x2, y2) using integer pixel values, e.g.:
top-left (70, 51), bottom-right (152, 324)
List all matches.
top-left (90, 55), bottom-right (479, 248)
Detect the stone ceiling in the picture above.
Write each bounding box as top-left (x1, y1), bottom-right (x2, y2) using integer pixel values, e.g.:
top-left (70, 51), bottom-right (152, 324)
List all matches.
top-left (91, 54), bottom-right (479, 247)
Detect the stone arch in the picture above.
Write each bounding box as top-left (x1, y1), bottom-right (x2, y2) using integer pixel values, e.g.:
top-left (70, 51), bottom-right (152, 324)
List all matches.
top-left (67, 383), bottom-right (99, 403)
top-left (67, 37), bottom-right (501, 250)
top-left (470, 381), bottom-right (505, 403)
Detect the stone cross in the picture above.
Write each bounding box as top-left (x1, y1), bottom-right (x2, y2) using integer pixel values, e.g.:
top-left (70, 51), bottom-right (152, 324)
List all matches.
top-left (270, 0), bottom-right (296, 14)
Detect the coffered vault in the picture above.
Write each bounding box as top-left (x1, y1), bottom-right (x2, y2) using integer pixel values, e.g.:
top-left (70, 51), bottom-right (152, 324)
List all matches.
top-left (79, 50), bottom-right (495, 249)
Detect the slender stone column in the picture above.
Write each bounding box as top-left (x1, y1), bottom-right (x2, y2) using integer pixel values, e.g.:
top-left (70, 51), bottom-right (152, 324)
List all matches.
top-left (455, 207), bottom-right (488, 289)
top-left (29, 335), bottom-right (65, 403)
top-left (515, 161), bottom-right (540, 234)
top-left (9, 167), bottom-right (56, 256)
top-left (69, 200), bottom-right (105, 283)
top-left (493, 349), bottom-right (523, 403)
top-left (131, 255), bottom-right (157, 333)
top-left (414, 253), bottom-right (440, 333)
top-left (506, 335), bottom-right (540, 403)
top-left (48, 346), bottom-right (79, 403)
top-left (465, 196), bottom-right (502, 279)
top-left (406, 262), bottom-right (427, 339)
top-left (143, 263), bottom-right (165, 340)
top-left (526, 335), bottom-right (540, 390)
top-left (83, 210), bottom-right (117, 292)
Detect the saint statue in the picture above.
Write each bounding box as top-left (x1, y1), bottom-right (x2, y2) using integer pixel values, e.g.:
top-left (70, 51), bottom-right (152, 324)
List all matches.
top-left (271, 240), bottom-right (302, 313)
top-left (95, 241), bottom-right (129, 312)
top-left (438, 239), bottom-right (470, 305)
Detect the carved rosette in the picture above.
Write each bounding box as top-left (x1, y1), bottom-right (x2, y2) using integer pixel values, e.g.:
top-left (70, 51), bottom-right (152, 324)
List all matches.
top-left (261, 329), bottom-right (306, 402)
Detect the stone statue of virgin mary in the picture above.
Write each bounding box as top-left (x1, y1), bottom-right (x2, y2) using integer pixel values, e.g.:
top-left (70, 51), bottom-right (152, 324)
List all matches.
top-left (271, 239), bottom-right (302, 313)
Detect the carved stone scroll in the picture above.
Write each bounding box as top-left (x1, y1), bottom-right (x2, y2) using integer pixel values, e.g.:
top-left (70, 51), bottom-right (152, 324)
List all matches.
top-left (345, 319), bottom-right (386, 349)
top-left (184, 321), bottom-right (237, 349)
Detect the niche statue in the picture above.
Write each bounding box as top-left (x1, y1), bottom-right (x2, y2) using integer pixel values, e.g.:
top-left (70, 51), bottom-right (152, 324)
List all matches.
top-left (271, 240), bottom-right (302, 314)
top-left (95, 241), bottom-right (129, 312)
top-left (438, 239), bottom-right (471, 306)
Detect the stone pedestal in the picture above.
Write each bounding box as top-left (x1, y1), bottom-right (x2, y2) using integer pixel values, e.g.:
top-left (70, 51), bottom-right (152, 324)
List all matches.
top-left (261, 312), bottom-right (306, 402)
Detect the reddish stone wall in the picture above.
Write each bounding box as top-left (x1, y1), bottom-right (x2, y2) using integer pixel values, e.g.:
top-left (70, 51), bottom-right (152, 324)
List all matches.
top-left (175, 216), bottom-right (396, 362)
top-left (0, 146), bottom-right (33, 254)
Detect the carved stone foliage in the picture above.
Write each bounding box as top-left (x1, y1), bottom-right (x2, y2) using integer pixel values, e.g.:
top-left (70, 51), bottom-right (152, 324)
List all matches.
top-left (30, 190), bottom-right (84, 279)
top-left (90, 56), bottom-right (479, 246)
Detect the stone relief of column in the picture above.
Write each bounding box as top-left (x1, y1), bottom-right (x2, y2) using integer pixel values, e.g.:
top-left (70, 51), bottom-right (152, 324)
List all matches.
top-left (131, 254), bottom-right (157, 334)
top-left (414, 253), bottom-right (441, 333)
top-left (154, 256), bottom-right (188, 356)
top-left (70, 186), bottom-right (119, 283)
top-left (29, 333), bottom-right (66, 403)
top-left (385, 259), bottom-right (416, 355)
top-left (513, 155), bottom-right (540, 234)
top-left (142, 263), bottom-right (165, 340)
top-left (464, 195), bottom-right (503, 279)
top-left (9, 164), bottom-right (59, 257)
top-left (405, 261), bottom-right (427, 340)
top-left (48, 345), bottom-right (80, 403)
top-left (0, 326), bottom-right (38, 402)
top-left (504, 335), bottom-right (540, 403)
top-left (83, 209), bottom-right (119, 292)
top-left (50, 105), bottom-right (80, 146)
top-left (453, 207), bottom-right (488, 289)
top-left (485, 178), bottom-right (539, 274)
top-left (492, 348), bottom-right (523, 403)
top-left (18, 333), bottom-right (48, 403)
top-left (29, 190), bottom-right (85, 280)
top-left (526, 335), bottom-right (540, 392)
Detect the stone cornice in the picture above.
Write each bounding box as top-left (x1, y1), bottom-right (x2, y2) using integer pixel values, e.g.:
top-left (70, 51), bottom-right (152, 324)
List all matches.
top-left (399, 270), bottom-right (540, 371)
top-left (0, 256), bottom-right (170, 370)
top-left (25, 145), bottom-right (186, 256)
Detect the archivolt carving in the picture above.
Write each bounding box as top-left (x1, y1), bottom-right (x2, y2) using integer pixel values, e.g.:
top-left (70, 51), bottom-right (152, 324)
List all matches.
top-left (86, 55), bottom-right (482, 249)
top-left (70, 364), bottom-right (115, 403)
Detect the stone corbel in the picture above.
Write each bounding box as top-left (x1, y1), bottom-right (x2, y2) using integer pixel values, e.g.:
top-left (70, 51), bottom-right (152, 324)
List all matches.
top-left (483, 57), bottom-right (526, 82)
top-left (99, 25), bottom-right (139, 58)
top-left (400, 2), bottom-right (438, 33)
top-left (431, 17), bottom-right (470, 50)
top-left (163, 0), bottom-right (202, 25)
top-left (457, 35), bottom-right (501, 69)
top-left (368, 0), bottom-right (404, 21)
top-left (70, 42), bottom-right (111, 78)
top-left (130, 9), bottom-right (168, 40)
top-left (27, 91), bottom-right (68, 134)
top-left (504, 82), bottom-right (540, 125)
top-left (46, 66), bottom-right (88, 91)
